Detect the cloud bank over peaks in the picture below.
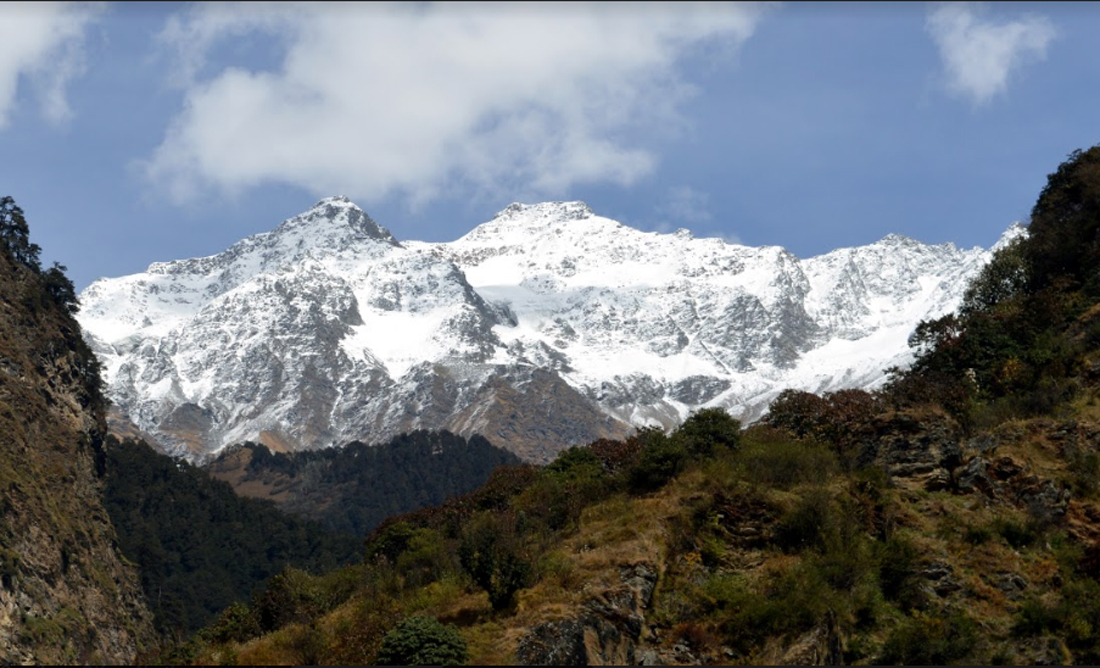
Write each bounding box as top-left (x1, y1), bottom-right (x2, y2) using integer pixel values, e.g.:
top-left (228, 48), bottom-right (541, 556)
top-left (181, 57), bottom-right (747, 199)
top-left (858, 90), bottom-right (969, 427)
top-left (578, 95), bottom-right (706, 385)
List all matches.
top-left (143, 2), bottom-right (773, 206)
top-left (926, 3), bottom-right (1055, 107)
top-left (0, 2), bottom-right (103, 128)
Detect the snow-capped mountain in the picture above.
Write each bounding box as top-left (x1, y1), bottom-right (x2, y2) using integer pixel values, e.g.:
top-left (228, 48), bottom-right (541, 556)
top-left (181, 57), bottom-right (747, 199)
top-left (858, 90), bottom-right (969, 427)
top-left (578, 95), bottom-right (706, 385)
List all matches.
top-left (78, 198), bottom-right (1021, 461)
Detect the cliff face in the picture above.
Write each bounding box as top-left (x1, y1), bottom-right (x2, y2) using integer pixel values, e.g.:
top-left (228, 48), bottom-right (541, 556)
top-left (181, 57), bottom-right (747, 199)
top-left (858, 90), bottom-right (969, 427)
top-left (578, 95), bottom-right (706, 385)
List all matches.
top-left (0, 249), bottom-right (154, 663)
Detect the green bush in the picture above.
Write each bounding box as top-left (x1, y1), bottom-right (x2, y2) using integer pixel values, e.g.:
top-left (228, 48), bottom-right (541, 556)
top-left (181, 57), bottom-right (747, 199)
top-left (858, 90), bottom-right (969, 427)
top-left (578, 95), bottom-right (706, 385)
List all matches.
top-left (1011, 578), bottom-right (1100, 662)
top-left (375, 615), bottom-right (468, 666)
top-left (774, 490), bottom-right (834, 553)
top-left (876, 534), bottom-right (925, 611)
top-left (628, 429), bottom-right (687, 493)
top-left (200, 601), bottom-right (260, 645)
top-left (994, 517), bottom-right (1040, 549)
top-left (673, 407), bottom-right (741, 457)
top-left (718, 560), bottom-right (832, 654)
top-left (394, 528), bottom-right (453, 588)
top-left (963, 524), bottom-right (994, 546)
top-left (1065, 446), bottom-right (1100, 500)
top-left (547, 446), bottom-right (603, 478)
top-left (254, 568), bottom-right (326, 632)
top-left (367, 521), bottom-right (418, 563)
top-left (1013, 597), bottom-right (1057, 637)
top-left (700, 572), bottom-right (750, 614)
top-left (518, 446), bottom-right (612, 532)
top-left (737, 431), bottom-right (836, 489)
top-left (878, 610), bottom-right (980, 665)
top-left (458, 513), bottom-right (531, 611)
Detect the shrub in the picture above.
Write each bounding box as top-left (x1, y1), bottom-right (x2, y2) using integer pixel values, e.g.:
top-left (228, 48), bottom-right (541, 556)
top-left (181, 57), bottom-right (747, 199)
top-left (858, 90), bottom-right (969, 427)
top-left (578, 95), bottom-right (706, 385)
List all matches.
top-left (1013, 597), bottom-right (1057, 637)
top-left (366, 520), bottom-right (417, 563)
top-left (458, 512), bottom-right (531, 611)
top-left (737, 430), bottom-right (836, 489)
top-left (254, 568), bottom-right (325, 632)
top-left (514, 472), bottom-right (595, 533)
top-left (1065, 446), bottom-right (1100, 500)
top-left (587, 437), bottom-right (643, 476)
top-left (763, 389), bottom-right (878, 467)
top-left (764, 390), bottom-right (828, 437)
top-left (547, 446), bottom-right (603, 478)
top-left (201, 602), bottom-right (260, 645)
top-left (878, 610), bottom-right (980, 665)
top-left (774, 490), bottom-right (834, 553)
top-left (876, 534), bottom-right (924, 611)
top-left (964, 524), bottom-right (994, 546)
top-left (375, 615), bottom-right (468, 666)
top-left (522, 445), bottom-right (613, 531)
top-left (1011, 577), bottom-right (1100, 662)
top-left (628, 429), bottom-right (687, 493)
top-left (394, 528), bottom-right (453, 588)
top-left (719, 560), bottom-right (832, 653)
top-left (673, 407), bottom-right (741, 457)
top-left (993, 518), bottom-right (1040, 549)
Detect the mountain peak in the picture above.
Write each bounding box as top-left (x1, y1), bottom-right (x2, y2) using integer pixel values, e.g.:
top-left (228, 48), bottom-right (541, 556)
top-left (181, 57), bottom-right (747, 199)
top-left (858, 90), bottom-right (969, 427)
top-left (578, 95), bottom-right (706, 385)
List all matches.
top-left (456, 201), bottom-right (603, 246)
top-left (992, 221), bottom-right (1028, 252)
top-left (877, 233), bottom-right (920, 247)
top-left (293, 197), bottom-right (399, 246)
top-left (495, 201), bottom-right (595, 222)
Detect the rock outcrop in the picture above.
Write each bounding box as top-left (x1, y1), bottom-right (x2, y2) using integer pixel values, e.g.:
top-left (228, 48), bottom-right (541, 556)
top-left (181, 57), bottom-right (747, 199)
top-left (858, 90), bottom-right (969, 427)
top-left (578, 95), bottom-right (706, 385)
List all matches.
top-left (0, 248), bottom-right (154, 663)
top-left (516, 563), bottom-right (657, 666)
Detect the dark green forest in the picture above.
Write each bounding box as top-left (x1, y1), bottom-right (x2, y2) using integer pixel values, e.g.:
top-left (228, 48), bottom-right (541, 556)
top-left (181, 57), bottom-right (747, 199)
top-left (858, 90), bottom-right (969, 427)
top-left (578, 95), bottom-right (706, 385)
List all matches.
top-left (217, 431), bottom-right (522, 536)
top-left (103, 430), bottom-right (521, 636)
top-left (885, 145), bottom-right (1100, 430)
top-left (103, 437), bottom-right (361, 635)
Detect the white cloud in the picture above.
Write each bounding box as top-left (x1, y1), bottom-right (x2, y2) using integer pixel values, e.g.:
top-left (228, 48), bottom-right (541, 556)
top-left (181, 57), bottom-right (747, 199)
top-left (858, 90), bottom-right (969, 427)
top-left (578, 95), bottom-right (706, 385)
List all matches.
top-left (660, 185), bottom-right (713, 225)
top-left (144, 2), bottom-right (772, 205)
top-left (0, 2), bottom-right (101, 127)
top-left (926, 3), bottom-right (1055, 106)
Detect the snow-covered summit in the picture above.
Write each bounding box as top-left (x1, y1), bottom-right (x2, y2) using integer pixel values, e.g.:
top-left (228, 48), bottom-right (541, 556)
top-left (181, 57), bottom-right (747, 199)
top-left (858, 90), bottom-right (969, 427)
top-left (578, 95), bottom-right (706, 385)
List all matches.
top-left (79, 198), bottom-right (1012, 461)
top-left (992, 221), bottom-right (1029, 252)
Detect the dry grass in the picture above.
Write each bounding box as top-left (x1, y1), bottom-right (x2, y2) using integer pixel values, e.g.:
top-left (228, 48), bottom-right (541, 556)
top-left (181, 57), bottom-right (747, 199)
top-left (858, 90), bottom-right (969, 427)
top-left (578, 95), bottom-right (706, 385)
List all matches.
top-left (230, 624), bottom-right (308, 666)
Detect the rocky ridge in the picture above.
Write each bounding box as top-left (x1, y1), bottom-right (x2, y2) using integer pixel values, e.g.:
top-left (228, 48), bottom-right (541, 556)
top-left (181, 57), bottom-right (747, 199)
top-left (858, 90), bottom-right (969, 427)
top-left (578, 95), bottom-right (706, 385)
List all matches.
top-left (0, 247), bottom-right (154, 663)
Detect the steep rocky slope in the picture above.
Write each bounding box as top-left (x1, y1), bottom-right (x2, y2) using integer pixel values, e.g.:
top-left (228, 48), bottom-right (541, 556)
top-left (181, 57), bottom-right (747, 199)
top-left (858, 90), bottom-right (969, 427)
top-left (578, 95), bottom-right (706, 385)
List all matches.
top-left (79, 198), bottom-right (1018, 461)
top-left (0, 236), bottom-right (154, 662)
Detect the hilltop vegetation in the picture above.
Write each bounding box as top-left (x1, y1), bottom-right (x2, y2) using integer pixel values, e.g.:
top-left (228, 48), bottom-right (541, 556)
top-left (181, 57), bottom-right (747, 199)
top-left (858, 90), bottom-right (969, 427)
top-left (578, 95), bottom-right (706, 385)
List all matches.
top-left (160, 398), bottom-right (1100, 665)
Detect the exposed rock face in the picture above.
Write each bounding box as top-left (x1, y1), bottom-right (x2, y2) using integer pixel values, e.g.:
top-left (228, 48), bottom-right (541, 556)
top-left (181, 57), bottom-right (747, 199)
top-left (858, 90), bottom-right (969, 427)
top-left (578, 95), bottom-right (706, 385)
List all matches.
top-left (755, 617), bottom-right (844, 666)
top-left (79, 198), bottom-right (1018, 462)
top-left (516, 563), bottom-right (657, 666)
top-left (0, 251), bottom-right (154, 663)
top-left (858, 410), bottom-right (964, 490)
top-left (857, 409), bottom-right (1072, 522)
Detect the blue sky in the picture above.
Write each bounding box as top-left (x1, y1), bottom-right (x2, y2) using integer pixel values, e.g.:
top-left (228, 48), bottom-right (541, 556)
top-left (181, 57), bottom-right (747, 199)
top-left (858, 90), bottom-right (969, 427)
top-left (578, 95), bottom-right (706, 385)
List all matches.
top-left (0, 1), bottom-right (1094, 290)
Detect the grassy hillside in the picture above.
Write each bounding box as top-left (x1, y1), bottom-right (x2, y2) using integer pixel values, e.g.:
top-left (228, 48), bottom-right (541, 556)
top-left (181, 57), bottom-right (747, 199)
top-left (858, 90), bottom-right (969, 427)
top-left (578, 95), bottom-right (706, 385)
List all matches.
top-left (155, 405), bottom-right (1100, 665)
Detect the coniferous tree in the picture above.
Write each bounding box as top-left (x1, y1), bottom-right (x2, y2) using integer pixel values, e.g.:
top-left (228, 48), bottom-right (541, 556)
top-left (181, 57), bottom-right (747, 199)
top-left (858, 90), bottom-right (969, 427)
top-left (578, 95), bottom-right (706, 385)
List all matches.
top-left (0, 196), bottom-right (41, 271)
